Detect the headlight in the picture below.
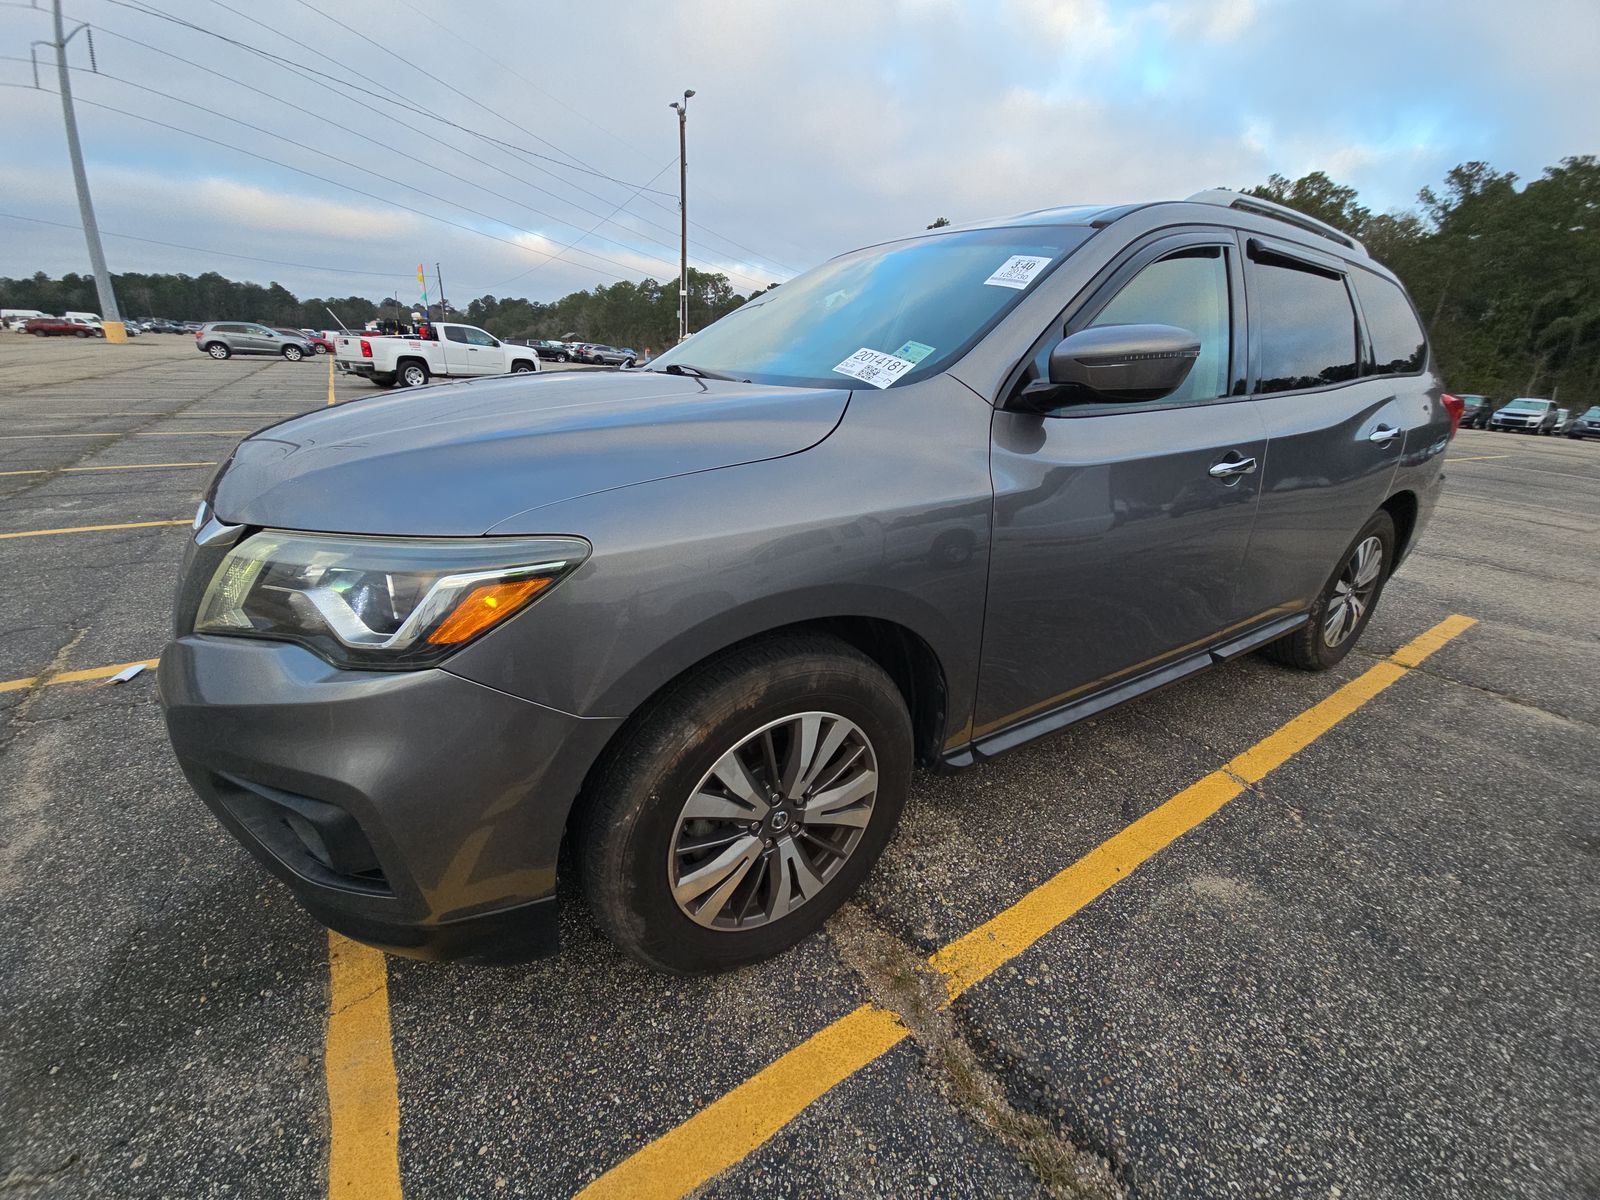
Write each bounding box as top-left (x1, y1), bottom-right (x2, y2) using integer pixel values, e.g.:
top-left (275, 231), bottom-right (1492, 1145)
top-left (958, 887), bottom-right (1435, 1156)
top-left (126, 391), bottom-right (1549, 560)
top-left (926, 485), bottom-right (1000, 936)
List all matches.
top-left (194, 531), bottom-right (589, 669)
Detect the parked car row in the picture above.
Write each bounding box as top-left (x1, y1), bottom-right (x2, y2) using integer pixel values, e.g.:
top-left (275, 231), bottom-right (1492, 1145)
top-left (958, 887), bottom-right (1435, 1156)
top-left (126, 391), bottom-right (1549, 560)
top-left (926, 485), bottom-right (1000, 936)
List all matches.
top-left (515, 339), bottom-right (642, 365)
top-left (1445, 394), bottom-right (1600, 437)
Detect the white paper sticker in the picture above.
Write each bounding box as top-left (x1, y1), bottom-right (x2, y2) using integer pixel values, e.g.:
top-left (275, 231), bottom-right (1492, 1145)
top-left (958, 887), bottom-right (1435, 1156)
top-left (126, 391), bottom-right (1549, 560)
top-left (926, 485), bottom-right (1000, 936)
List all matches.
top-left (983, 254), bottom-right (1051, 290)
top-left (832, 347), bottom-right (916, 389)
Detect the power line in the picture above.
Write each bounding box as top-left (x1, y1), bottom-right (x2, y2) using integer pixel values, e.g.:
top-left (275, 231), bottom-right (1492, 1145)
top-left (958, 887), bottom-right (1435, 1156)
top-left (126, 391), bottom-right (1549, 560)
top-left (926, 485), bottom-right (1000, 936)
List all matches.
top-left (0, 209), bottom-right (406, 278)
top-left (97, 0), bottom-right (675, 196)
top-left (482, 158), bottom-right (679, 293)
top-left (83, 2), bottom-right (779, 285)
top-left (381, 0), bottom-right (803, 277)
top-left (36, 58), bottom-right (730, 288)
top-left (0, 80), bottom-right (627, 286)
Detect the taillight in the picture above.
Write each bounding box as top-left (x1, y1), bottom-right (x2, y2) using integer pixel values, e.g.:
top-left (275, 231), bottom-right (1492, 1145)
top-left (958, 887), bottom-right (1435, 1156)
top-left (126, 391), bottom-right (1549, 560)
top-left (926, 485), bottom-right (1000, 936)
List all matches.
top-left (1440, 393), bottom-right (1464, 437)
top-left (360, 339), bottom-right (372, 358)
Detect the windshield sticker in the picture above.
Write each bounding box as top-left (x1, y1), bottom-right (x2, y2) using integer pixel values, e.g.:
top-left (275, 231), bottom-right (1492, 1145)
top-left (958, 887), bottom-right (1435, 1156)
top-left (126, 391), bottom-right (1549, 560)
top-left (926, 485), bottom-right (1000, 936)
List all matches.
top-left (894, 340), bottom-right (936, 364)
top-left (832, 347), bottom-right (916, 389)
top-left (983, 254), bottom-right (1051, 290)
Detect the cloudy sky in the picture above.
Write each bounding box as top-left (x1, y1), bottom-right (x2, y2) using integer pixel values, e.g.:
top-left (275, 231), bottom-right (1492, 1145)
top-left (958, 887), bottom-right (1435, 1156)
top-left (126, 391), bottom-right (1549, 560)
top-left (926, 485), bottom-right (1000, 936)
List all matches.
top-left (3, 0), bottom-right (1597, 306)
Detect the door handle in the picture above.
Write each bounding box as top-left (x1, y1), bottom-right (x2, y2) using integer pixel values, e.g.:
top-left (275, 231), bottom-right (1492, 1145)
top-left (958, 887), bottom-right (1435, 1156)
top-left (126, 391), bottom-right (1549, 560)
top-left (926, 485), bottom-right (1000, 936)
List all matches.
top-left (1368, 425), bottom-right (1401, 445)
top-left (1208, 456), bottom-right (1257, 479)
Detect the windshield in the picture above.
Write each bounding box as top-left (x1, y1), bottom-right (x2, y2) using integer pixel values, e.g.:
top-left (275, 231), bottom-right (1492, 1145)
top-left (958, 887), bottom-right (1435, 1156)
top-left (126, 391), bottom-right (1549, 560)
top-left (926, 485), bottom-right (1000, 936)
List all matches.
top-left (1503, 399), bottom-right (1548, 412)
top-left (649, 225), bottom-right (1095, 389)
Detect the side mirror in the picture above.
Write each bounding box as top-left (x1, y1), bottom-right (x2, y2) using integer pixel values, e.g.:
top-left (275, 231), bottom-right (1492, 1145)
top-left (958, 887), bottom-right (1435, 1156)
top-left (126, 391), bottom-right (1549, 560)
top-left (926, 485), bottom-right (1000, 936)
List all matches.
top-left (1020, 323), bottom-right (1201, 410)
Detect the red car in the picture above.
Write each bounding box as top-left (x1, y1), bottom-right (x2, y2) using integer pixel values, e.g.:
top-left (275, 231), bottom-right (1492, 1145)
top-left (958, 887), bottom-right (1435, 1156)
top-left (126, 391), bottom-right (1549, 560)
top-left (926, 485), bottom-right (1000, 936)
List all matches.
top-left (24, 316), bottom-right (103, 338)
top-left (279, 328), bottom-right (333, 354)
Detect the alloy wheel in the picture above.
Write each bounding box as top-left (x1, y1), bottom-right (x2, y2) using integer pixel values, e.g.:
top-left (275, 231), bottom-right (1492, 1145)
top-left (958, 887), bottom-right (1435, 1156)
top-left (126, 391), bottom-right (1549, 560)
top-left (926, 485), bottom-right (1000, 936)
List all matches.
top-left (668, 712), bottom-right (878, 931)
top-left (1323, 535), bottom-right (1384, 648)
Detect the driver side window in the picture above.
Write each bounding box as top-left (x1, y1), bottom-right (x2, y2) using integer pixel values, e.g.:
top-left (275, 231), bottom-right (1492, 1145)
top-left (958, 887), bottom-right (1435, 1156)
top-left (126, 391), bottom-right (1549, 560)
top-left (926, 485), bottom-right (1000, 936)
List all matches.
top-left (1087, 247), bottom-right (1231, 405)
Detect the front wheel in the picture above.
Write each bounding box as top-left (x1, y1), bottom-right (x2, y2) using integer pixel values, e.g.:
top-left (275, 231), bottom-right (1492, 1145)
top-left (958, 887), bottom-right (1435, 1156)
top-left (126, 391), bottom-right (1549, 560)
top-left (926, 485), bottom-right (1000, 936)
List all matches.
top-left (313, 344), bottom-right (328, 354)
top-left (511, 360), bottom-right (535, 374)
top-left (1263, 509), bottom-right (1396, 671)
top-left (282, 345), bottom-right (304, 362)
top-left (579, 635), bottom-right (912, 974)
top-left (397, 361), bottom-right (429, 387)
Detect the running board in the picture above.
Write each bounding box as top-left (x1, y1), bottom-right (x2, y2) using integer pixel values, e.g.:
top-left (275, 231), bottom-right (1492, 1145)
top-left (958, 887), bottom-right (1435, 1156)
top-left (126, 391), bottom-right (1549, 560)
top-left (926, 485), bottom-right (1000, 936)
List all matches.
top-left (953, 612), bottom-right (1310, 766)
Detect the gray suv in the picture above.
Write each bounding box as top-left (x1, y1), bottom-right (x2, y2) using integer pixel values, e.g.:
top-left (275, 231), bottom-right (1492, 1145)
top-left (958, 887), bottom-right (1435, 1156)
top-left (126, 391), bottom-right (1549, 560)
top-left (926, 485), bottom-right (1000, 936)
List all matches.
top-left (161, 191), bottom-right (1449, 973)
top-left (195, 322), bottom-right (314, 361)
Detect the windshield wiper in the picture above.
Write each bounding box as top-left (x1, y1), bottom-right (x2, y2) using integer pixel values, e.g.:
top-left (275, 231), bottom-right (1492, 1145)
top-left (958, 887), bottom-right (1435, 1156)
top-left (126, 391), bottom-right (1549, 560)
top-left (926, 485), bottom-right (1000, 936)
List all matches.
top-left (656, 362), bottom-right (745, 382)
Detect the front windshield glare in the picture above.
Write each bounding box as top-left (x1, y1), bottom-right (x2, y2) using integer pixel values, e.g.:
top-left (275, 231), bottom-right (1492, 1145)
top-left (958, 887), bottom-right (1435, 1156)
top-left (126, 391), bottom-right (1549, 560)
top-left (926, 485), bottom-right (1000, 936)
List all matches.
top-left (1504, 399), bottom-right (1546, 411)
top-left (650, 226), bottom-right (1093, 390)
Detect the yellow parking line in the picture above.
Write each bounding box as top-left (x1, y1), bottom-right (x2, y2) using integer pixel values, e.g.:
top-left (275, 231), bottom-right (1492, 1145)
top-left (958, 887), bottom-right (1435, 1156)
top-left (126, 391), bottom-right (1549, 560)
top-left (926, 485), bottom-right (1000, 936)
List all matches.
top-left (577, 613), bottom-right (1477, 1200)
top-left (0, 657), bottom-right (160, 694)
top-left (328, 351), bottom-right (337, 406)
top-left (0, 519), bottom-right (189, 540)
top-left (326, 933), bottom-right (402, 1200)
top-left (1446, 454), bottom-right (1509, 462)
top-left (0, 462), bottom-right (216, 478)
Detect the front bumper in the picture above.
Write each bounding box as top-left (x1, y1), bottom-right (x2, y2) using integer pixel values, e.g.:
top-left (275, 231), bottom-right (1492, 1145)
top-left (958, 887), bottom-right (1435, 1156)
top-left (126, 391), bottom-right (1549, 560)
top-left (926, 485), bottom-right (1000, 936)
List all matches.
top-left (160, 635), bottom-right (620, 963)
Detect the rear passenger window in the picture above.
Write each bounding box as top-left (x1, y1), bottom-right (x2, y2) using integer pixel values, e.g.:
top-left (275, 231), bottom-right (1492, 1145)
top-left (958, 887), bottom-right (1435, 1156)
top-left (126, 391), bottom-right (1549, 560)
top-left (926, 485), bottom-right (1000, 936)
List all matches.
top-left (444, 327), bottom-right (469, 344)
top-left (1352, 270), bottom-right (1426, 375)
top-left (1249, 254), bottom-right (1359, 393)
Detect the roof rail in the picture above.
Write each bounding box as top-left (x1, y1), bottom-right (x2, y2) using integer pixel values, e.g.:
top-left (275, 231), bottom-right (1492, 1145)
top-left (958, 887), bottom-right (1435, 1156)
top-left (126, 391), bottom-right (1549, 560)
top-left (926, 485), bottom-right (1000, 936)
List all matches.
top-left (1184, 188), bottom-right (1366, 255)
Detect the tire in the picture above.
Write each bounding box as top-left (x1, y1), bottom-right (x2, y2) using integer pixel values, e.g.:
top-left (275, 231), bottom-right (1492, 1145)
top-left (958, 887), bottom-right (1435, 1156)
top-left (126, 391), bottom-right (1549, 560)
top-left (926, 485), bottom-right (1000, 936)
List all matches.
top-left (579, 634), bottom-right (913, 974)
top-left (1263, 509), bottom-right (1396, 672)
top-left (556, 352), bottom-right (569, 363)
top-left (205, 342), bottom-right (231, 359)
top-left (282, 345), bottom-right (304, 362)
top-left (623, 357), bottom-right (636, 368)
top-left (76, 330), bottom-right (89, 338)
top-left (314, 344), bottom-right (328, 354)
top-left (397, 360), bottom-right (429, 388)
top-left (511, 360), bottom-right (535, 374)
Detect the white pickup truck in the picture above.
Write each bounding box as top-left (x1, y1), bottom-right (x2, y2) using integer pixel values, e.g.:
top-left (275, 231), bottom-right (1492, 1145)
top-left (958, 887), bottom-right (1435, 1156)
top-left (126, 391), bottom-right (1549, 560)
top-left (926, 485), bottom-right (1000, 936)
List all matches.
top-left (334, 322), bottom-right (542, 388)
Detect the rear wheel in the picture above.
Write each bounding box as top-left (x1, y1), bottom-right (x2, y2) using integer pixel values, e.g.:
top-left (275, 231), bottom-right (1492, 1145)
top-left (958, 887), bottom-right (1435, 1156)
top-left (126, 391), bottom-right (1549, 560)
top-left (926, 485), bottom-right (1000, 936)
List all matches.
top-left (397, 360), bottom-right (429, 387)
top-left (282, 345), bottom-right (304, 362)
top-left (1264, 509), bottom-right (1395, 671)
top-left (76, 330), bottom-right (90, 338)
top-left (205, 342), bottom-right (231, 359)
top-left (579, 634), bottom-right (912, 973)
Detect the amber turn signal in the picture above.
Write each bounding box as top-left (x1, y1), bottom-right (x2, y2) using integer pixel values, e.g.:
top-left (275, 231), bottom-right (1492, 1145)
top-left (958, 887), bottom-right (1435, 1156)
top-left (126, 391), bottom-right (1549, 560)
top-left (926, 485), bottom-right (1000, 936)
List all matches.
top-left (427, 576), bottom-right (553, 645)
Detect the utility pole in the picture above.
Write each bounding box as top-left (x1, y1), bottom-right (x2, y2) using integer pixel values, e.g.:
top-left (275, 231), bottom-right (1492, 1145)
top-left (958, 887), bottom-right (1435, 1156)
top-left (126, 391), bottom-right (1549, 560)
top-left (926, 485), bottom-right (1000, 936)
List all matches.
top-left (435, 262), bottom-right (446, 319)
top-left (668, 89), bottom-right (695, 343)
top-left (34, 1), bottom-right (124, 341)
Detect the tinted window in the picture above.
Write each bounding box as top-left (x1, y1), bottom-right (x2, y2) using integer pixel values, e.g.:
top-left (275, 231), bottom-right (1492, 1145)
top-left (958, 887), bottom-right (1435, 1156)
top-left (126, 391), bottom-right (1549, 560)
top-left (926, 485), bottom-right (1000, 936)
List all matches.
top-left (1250, 254), bottom-right (1358, 393)
top-left (1088, 247), bottom-right (1231, 404)
top-left (444, 327), bottom-right (469, 344)
top-left (1352, 270), bottom-right (1425, 374)
top-left (216, 324), bottom-right (245, 334)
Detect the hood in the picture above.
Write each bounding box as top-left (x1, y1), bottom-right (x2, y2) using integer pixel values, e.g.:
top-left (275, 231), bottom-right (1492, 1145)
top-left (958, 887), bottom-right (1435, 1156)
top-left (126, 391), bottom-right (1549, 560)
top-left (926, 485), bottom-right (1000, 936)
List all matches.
top-left (213, 371), bottom-right (850, 535)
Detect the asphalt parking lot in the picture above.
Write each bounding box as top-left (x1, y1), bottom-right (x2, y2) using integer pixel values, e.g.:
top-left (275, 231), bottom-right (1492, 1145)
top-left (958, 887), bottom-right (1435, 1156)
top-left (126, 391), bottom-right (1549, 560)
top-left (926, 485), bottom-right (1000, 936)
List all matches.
top-left (1, 333), bottom-right (1596, 1199)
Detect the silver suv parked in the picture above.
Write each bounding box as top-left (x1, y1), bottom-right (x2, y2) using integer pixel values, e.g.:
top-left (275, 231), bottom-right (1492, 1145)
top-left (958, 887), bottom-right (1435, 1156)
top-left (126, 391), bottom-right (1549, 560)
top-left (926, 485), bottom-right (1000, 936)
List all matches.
top-left (161, 190), bottom-right (1450, 973)
top-left (195, 322), bottom-right (314, 361)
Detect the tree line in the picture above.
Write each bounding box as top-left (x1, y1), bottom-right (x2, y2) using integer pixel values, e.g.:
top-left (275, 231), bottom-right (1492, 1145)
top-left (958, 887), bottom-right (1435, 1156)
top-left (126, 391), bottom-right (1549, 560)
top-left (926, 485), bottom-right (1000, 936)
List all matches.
top-left (1245, 156), bottom-right (1599, 408)
top-left (0, 266), bottom-right (768, 350)
top-left (5, 155), bottom-right (1595, 406)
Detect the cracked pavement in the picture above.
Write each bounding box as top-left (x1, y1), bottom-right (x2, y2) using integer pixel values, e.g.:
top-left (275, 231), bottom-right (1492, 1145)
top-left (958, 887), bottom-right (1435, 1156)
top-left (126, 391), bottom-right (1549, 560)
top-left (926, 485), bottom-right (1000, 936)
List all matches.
top-left (1, 335), bottom-right (1596, 1198)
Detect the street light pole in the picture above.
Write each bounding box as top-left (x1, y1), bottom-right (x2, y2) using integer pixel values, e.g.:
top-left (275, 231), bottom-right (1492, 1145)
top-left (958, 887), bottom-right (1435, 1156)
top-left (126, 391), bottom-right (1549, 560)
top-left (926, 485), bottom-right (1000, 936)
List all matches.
top-left (668, 89), bottom-right (695, 343)
top-left (40, 0), bottom-right (124, 341)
